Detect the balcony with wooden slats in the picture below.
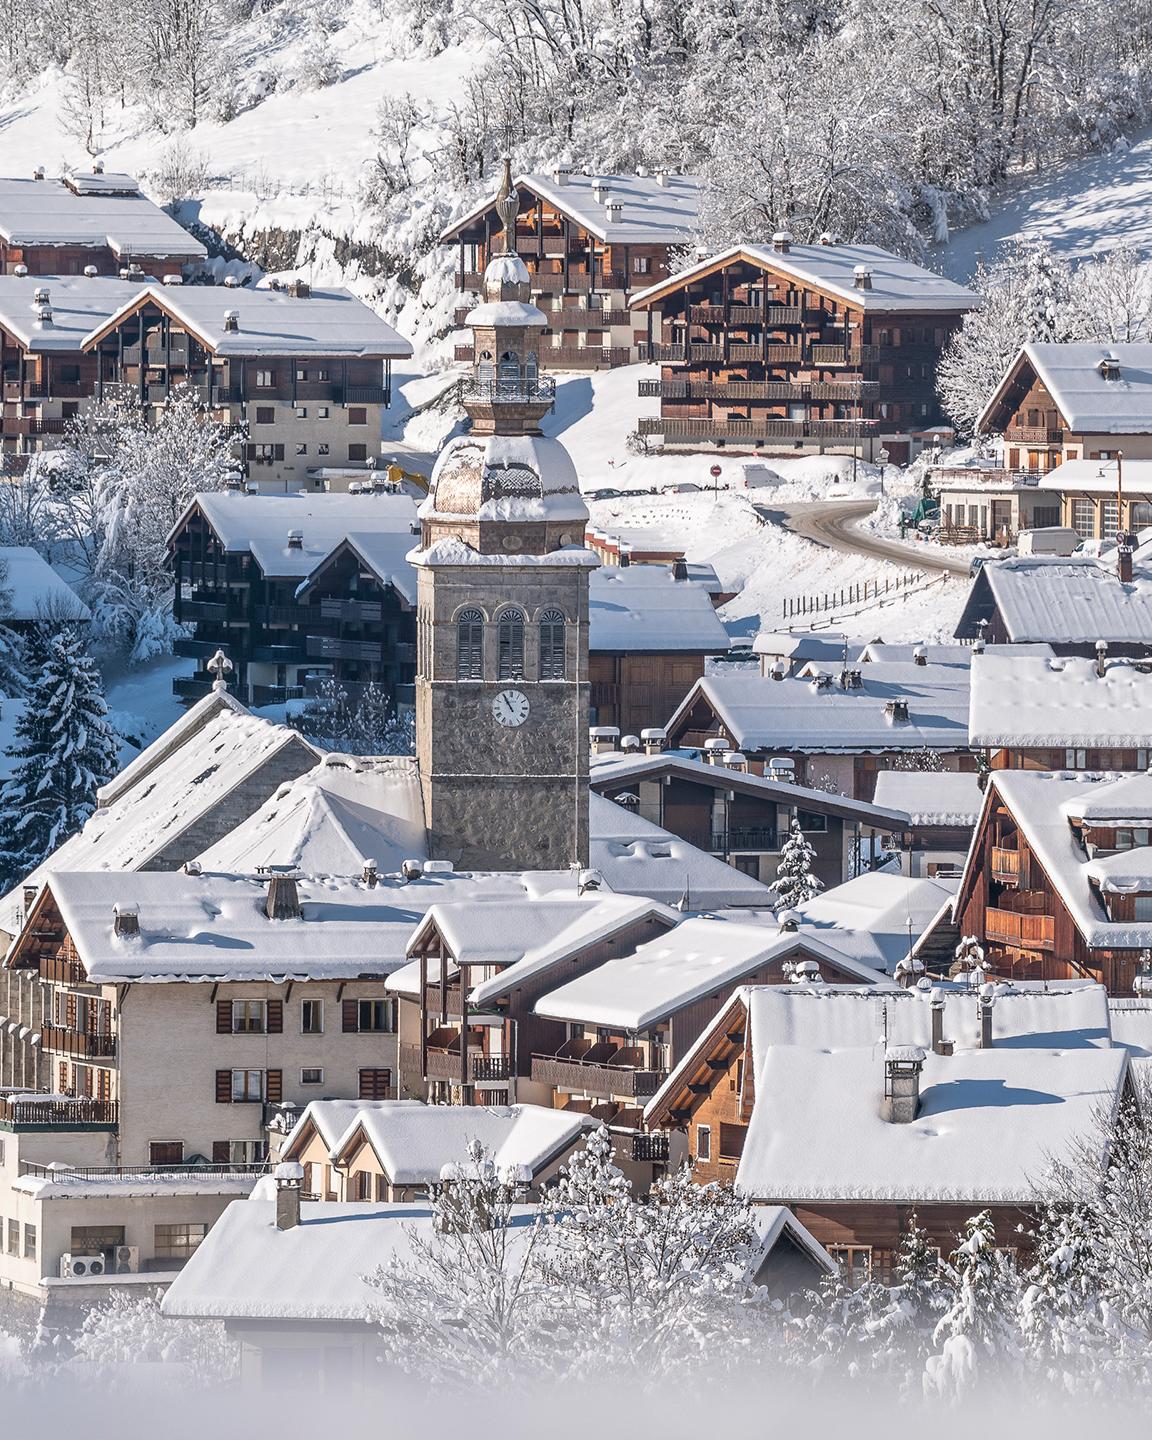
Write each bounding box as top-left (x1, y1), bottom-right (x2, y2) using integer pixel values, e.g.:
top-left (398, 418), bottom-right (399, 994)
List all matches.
top-left (991, 846), bottom-right (1023, 883)
top-left (984, 907), bottom-right (1055, 950)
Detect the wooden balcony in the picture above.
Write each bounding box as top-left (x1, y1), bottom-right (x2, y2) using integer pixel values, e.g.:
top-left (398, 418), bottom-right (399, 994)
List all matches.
top-left (40, 1025), bottom-right (117, 1059)
top-left (639, 417), bottom-right (866, 442)
top-left (728, 344), bottom-right (801, 362)
top-left (542, 347), bottom-right (631, 368)
top-left (1005, 425), bottom-right (1062, 444)
top-left (317, 598), bottom-right (384, 622)
top-left (985, 907), bottom-right (1055, 950)
top-left (0, 416), bottom-right (68, 437)
top-left (39, 954), bottom-right (89, 986)
top-left (532, 1051), bottom-right (666, 1099)
top-left (0, 1095), bottom-right (118, 1130)
top-left (639, 378), bottom-right (874, 402)
top-left (400, 1043), bottom-right (511, 1084)
top-left (689, 304), bottom-right (802, 325)
top-left (991, 846), bottom-right (1022, 882)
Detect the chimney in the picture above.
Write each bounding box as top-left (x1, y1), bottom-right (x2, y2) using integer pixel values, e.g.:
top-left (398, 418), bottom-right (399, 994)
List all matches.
top-left (162, 273), bottom-right (183, 286)
top-left (266, 872), bottom-right (301, 920)
top-left (771, 231), bottom-right (792, 254)
top-left (591, 175), bottom-right (611, 203)
top-left (972, 637), bottom-right (986, 654)
top-left (401, 858), bottom-right (424, 881)
top-left (274, 1161), bottom-right (304, 1230)
top-left (92, 160), bottom-right (105, 175)
top-left (1118, 533), bottom-right (1134, 583)
top-left (113, 904), bottom-right (139, 937)
top-left (578, 867), bottom-right (603, 895)
top-left (1095, 639), bottom-right (1108, 677)
top-left (703, 737), bottom-right (729, 765)
top-left (224, 275), bottom-right (239, 288)
top-left (883, 1046), bottom-right (926, 1123)
top-left (912, 645), bottom-right (927, 666)
top-left (778, 910), bottom-right (800, 932)
top-left (885, 698), bottom-right (909, 723)
top-left (1097, 353), bottom-right (1121, 380)
top-left (13, 264), bottom-right (27, 278)
top-left (33, 286), bottom-right (49, 306)
top-left (34, 303), bottom-right (52, 327)
top-left (33, 165), bottom-right (44, 180)
top-left (22, 884), bottom-right (37, 912)
top-left (362, 858), bottom-right (378, 888)
top-left (552, 165), bottom-right (572, 186)
top-left (853, 265), bottom-right (873, 290)
top-left (287, 528), bottom-right (304, 550)
top-left (672, 557), bottom-right (689, 581)
top-left (930, 992), bottom-right (952, 1055)
top-left (589, 725), bottom-right (621, 756)
top-left (604, 196), bottom-right (623, 222)
top-left (83, 264), bottom-right (98, 278)
top-left (289, 278), bottom-right (311, 299)
top-left (620, 733), bottom-right (641, 753)
top-left (771, 658), bottom-right (786, 681)
top-left (722, 750), bottom-right (748, 772)
top-left (641, 727), bottom-right (666, 755)
top-left (618, 546), bottom-right (631, 567)
top-left (223, 309), bottom-right (240, 332)
top-left (182, 860), bottom-right (202, 877)
top-left (817, 231), bottom-right (839, 246)
top-left (979, 991), bottom-right (995, 1049)
top-left (654, 170), bottom-right (670, 188)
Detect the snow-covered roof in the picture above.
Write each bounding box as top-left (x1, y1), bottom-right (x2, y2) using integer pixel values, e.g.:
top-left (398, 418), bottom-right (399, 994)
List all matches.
top-left (284, 1098), bottom-right (423, 1157)
top-left (588, 792), bottom-right (773, 908)
top-left (969, 654), bottom-right (1152, 748)
top-left (419, 435), bottom-right (590, 527)
top-left (195, 755), bottom-right (427, 877)
top-left (84, 282), bottom-right (413, 359)
top-left (858, 642), bottom-right (1053, 666)
top-left (977, 770), bottom-right (1152, 948)
top-left (1107, 998), bottom-right (1152, 1066)
top-left (0, 275), bottom-right (153, 352)
top-left (980, 343), bottom-right (1152, 435)
top-left (31, 867), bottom-right (586, 984)
top-left (632, 243), bottom-right (980, 314)
top-left (1067, 772), bottom-right (1152, 823)
top-left (176, 491), bottom-right (419, 593)
top-left (589, 751), bottom-right (908, 828)
top-left (0, 546), bottom-right (90, 620)
top-left (1085, 848), bottom-right (1152, 892)
top-left (752, 631), bottom-right (854, 662)
top-left (14, 1170), bottom-right (262, 1201)
top-left (162, 1199), bottom-right (542, 1322)
top-left (0, 175), bottom-right (206, 257)
top-left (441, 172), bottom-right (703, 247)
top-left (958, 555), bottom-right (1152, 644)
top-left (670, 665), bottom-right (970, 753)
top-left (331, 1102), bottom-right (594, 1183)
top-left (787, 871), bottom-right (960, 974)
top-left (588, 565), bottom-right (730, 654)
top-left (734, 1041), bottom-right (1125, 1203)
top-left (532, 918), bottom-right (891, 1032)
top-left (872, 771), bottom-right (986, 827)
top-left (0, 702), bottom-right (316, 940)
top-left (1037, 457), bottom-right (1152, 495)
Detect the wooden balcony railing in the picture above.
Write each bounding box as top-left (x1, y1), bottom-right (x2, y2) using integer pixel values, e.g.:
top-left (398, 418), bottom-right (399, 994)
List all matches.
top-left (639, 417), bottom-right (866, 442)
top-left (985, 907), bottom-right (1055, 950)
top-left (630, 1132), bottom-right (670, 1163)
top-left (991, 846), bottom-right (1022, 881)
top-left (39, 954), bottom-right (89, 986)
top-left (531, 1053), bottom-right (666, 1099)
top-left (40, 1025), bottom-right (117, 1058)
top-left (1005, 425), bottom-right (1062, 444)
top-left (401, 1044), bottom-right (511, 1083)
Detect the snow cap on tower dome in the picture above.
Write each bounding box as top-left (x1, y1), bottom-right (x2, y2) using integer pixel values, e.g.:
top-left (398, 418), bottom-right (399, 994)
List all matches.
top-left (466, 251), bottom-right (546, 327)
top-left (420, 434), bottom-right (590, 526)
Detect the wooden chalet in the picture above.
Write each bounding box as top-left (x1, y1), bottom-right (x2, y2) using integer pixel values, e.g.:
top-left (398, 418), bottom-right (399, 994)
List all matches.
top-left (630, 236), bottom-right (979, 462)
top-left (952, 769), bottom-right (1152, 993)
top-left (0, 167), bottom-right (206, 278)
top-left (977, 343), bottom-right (1152, 490)
top-left (168, 492), bottom-right (419, 709)
top-left (441, 164), bottom-right (702, 368)
top-left (645, 984), bottom-right (1129, 1278)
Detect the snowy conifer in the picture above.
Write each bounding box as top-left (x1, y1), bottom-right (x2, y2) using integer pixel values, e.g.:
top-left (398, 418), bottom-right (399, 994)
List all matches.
top-left (0, 628), bottom-right (119, 887)
top-left (925, 1211), bottom-right (1020, 1399)
top-left (769, 819), bottom-right (824, 908)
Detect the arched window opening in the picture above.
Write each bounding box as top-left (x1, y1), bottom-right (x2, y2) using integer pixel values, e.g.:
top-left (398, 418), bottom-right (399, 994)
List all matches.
top-left (498, 608), bottom-right (526, 680)
top-left (457, 608), bottom-right (484, 680)
top-left (540, 608), bottom-right (566, 680)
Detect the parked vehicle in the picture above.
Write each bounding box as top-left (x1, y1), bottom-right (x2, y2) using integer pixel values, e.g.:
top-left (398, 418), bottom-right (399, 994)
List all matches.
top-left (1017, 527), bottom-right (1081, 556)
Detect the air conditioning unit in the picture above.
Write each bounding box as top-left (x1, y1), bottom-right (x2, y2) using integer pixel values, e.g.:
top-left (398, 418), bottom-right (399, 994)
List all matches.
top-left (114, 1245), bottom-right (140, 1274)
top-left (59, 1253), bottom-right (105, 1279)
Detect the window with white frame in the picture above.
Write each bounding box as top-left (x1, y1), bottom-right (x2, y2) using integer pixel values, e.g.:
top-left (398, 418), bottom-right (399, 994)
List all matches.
top-left (301, 1067), bottom-right (324, 1085)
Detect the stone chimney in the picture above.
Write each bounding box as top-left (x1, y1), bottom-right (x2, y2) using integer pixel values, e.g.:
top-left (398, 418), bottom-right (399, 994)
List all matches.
top-left (552, 165), bottom-right (572, 186)
top-left (882, 1045), bottom-right (926, 1123)
top-left (362, 858), bottom-right (378, 888)
top-left (113, 904), bottom-right (139, 937)
top-left (275, 1161), bottom-right (304, 1230)
top-left (289, 278), bottom-right (311, 299)
top-left (640, 727), bottom-right (666, 755)
top-left (1118, 533), bottom-right (1134, 584)
top-left (853, 265), bottom-right (874, 290)
top-left (266, 872), bottom-right (301, 921)
top-left (591, 175), bottom-right (611, 203)
top-left (223, 308), bottom-right (239, 333)
top-left (771, 231), bottom-right (792, 254)
top-left (979, 991), bottom-right (996, 1049)
top-left (590, 725), bottom-right (621, 755)
top-left (604, 195), bottom-right (623, 222)
top-left (1095, 639), bottom-right (1108, 678)
top-left (912, 645), bottom-right (927, 666)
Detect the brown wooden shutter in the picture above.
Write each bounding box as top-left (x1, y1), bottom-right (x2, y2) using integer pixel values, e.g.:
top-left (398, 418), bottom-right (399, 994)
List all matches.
top-left (265, 1069), bottom-right (282, 1104)
top-left (215, 1069), bottom-right (233, 1104)
top-left (719, 1122), bottom-right (748, 1161)
top-left (342, 999), bottom-right (358, 1033)
top-left (211, 1141), bottom-right (231, 1163)
top-left (66, 994), bottom-right (77, 1029)
top-left (58, 1061), bottom-right (68, 1093)
top-left (266, 1000), bottom-right (283, 1034)
top-left (216, 1000), bottom-right (232, 1034)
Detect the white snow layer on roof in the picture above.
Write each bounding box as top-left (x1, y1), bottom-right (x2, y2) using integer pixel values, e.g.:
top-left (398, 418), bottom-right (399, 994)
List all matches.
top-left (872, 771), bottom-right (986, 826)
top-left (0, 276), bottom-right (155, 352)
top-left (161, 1200), bottom-right (542, 1321)
top-left (988, 770), bottom-right (1152, 947)
top-left (0, 176), bottom-right (206, 257)
top-left (42, 868), bottom-right (583, 983)
top-left (194, 756), bottom-right (427, 877)
top-left (532, 918), bottom-right (889, 1031)
top-left (1069, 771), bottom-right (1152, 822)
top-left (91, 282), bottom-right (412, 358)
top-left (333, 1102), bottom-right (593, 1183)
top-left (589, 565), bottom-right (730, 653)
top-left (678, 664), bottom-right (970, 751)
top-left (790, 872), bottom-right (959, 973)
top-left (185, 491), bottom-right (419, 591)
top-left (285, 1097), bottom-right (423, 1156)
top-left (633, 242), bottom-right (980, 314)
top-left (1042, 456), bottom-right (1152, 494)
top-left (976, 557), bottom-right (1152, 643)
top-left (419, 434), bottom-right (590, 526)
top-left (1107, 998), bottom-right (1152, 1063)
top-left (588, 792), bottom-right (773, 908)
top-left (735, 1042), bottom-right (1125, 1203)
top-left (1085, 849), bottom-right (1152, 892)
top-left (1019, 343), bottom-right (1152, 434)
top-left (98, 687), bottom-right (250, 806)
top-left (0, 546), bottom-right (90, 619)
top-left (969, 654), bottom-right (1152, 747)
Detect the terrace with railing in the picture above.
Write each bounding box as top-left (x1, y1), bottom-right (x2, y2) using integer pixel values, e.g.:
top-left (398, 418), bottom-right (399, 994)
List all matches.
top-left (532, 1037), bottom-right (666, 1099)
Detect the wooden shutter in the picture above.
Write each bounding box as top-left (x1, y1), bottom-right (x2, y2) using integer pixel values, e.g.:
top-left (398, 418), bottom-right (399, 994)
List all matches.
top-left (273, 444), bottom-right (285, 461)
top-left (66, 994), bottom-right (77, 1029)
top-left (265, 1069), bottom-right (282, 1104)
top-left (359, 1067), bottom-right (391, 1100)
top-left (216, 1000), bottom-right (232, 1034)
top-left (215, 1069), bottom-right (233, 1104)
top-left (342, 999), bottom-right (359, 1033)
top-left (246, 444), bottom-right (257, 460)
top-left (211, 1141), bottom-right (231, 1163)
top-left (58, 1061), bottom-right (68, 1093)
top-left (719, 1122), bottom-right (748, 1161)
top-left (266, 1000), bottom-right (283, 1034)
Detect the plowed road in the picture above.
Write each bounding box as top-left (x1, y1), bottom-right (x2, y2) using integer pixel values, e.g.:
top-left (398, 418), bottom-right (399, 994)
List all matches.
top-left (756, 499), bottom-right (971, 578)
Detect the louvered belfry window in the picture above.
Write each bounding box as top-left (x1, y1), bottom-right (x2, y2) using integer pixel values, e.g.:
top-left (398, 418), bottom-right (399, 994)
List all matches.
top-left (540, 608), bottom-right (566, 680)
top-left (457, 608), bottom-right (484, 679)
top-left (498, 609), bottom-right (526, 680)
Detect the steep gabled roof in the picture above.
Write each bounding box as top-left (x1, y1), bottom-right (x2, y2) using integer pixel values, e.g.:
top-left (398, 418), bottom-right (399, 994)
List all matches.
top-left (954, 554), bottom-right (1152, 644)
top-left (978, 342), bottom-right (1152, 436)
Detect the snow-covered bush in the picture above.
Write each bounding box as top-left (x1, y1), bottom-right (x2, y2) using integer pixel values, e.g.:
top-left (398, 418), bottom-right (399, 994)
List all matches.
top-left (70, 1290), bottom-right (237, 1386)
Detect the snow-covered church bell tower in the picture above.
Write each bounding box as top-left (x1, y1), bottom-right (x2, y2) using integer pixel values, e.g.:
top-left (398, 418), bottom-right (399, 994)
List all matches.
top-left (412, 159), bottom-right (597, 871)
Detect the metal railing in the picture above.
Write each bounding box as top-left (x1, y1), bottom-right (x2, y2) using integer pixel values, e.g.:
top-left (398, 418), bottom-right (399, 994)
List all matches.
top-left (0, 1096), bottom-right (118, 1128)
top-left (711, 828), bottom-right (778, 852)
top-left (19, 1160), bottom-right (268, 1182)
top-left (459, 376), bottom-right (557, 404)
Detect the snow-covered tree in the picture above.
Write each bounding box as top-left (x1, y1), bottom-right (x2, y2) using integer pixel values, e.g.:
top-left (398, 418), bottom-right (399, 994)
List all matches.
top-left (0, 627), bottom-right (119, 887)
top-left (1018, 1203), bottom-right (1107, 1393)
top-left (925, 1211), bottom-right (1020, 1399)
top-left (1066, 245), bottom-right (1152, 343)
top-left (69, 1290), bottom-right (236, 1385)
top-left (769, 819), bottom-right (824, 908)
top-left (296, 680), bottom-right (415, 754)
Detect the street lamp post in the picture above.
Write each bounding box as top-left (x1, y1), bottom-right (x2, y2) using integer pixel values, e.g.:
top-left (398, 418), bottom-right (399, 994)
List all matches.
top-left (878, 446), bottom-right (890, 498)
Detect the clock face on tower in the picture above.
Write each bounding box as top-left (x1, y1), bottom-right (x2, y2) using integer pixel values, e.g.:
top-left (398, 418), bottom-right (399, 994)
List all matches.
top-left (492, 688), bottom-right (530, 728)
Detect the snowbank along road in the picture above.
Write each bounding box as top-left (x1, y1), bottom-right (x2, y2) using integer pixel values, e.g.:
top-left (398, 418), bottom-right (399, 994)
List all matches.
top-left (759, 500), bottom-right (971, 578)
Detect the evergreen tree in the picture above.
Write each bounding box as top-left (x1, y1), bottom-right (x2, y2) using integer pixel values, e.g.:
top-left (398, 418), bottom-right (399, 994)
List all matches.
top-left (925, 1211), bottom-right (1020, 1399)
top-left (0, 628), bottom-right (119, 887)
top-left (769, 819), bottom-right (824, 908)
